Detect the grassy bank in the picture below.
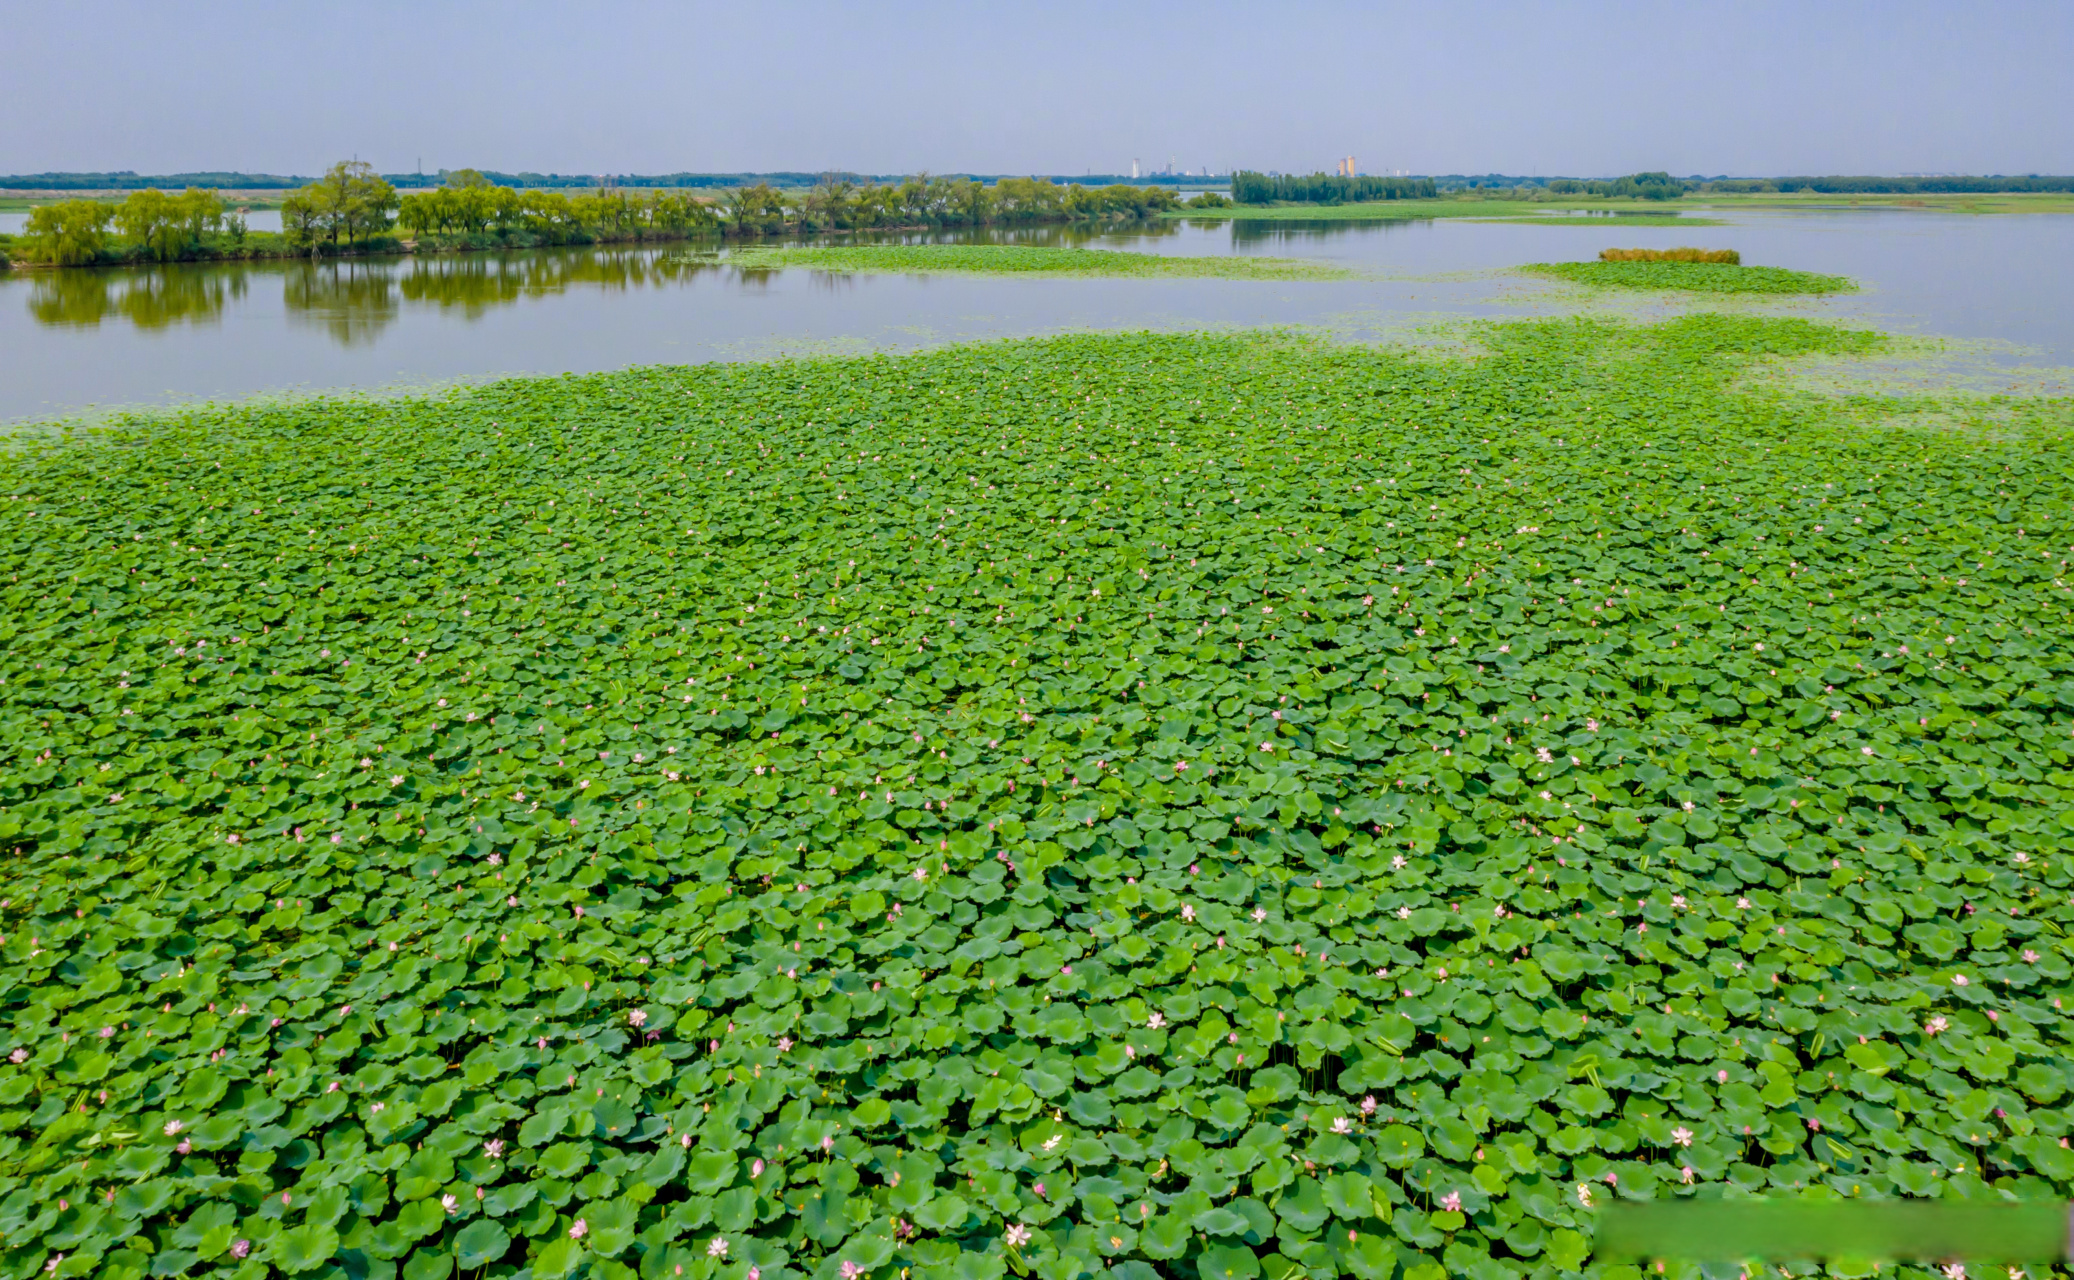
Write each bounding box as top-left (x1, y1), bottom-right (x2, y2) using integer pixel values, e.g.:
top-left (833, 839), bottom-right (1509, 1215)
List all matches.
top-left (1525, 260), bottom-right (1856, 295)
top-left (1691, 191), bottom-right (2074, 216)
top-left (3, 316), bottom-right (2071, 1279)
top-left (726, 244), bottom-right (1354, 279)
top-left (1172, 192), bottom-right (2074, 221)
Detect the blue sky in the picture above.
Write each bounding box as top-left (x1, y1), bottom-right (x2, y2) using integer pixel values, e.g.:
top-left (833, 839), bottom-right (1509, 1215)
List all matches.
top-left (8, 0), bottom-right (2070, 177)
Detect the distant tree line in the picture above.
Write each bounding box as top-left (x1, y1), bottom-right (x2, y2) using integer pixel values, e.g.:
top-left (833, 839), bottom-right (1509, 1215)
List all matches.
top-left (1544, 172), bottom-right (1686, 200)
top-left (772, 176), bottom-right (1181, 233)
top-left (0, 170), bottom-right (308, 191)
top-left (1, 169), bottom-right (1219, 193)
top-left (1767, 174), bottom-right (2074, 194)
top-left (11, 169), bottom-right (2073, 199)
top-left (1230, 172), bottom-right (1437, 204)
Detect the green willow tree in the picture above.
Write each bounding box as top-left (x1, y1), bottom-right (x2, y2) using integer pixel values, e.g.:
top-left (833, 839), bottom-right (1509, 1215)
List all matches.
top-left (281, 161), bottom-right (400, 252)
top-left (21, 200), bottom-right (116, 265)
top-left (114, 187), bottom-right (224, 262)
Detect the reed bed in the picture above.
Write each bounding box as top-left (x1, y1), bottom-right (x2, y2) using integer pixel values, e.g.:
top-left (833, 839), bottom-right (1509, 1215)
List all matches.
top-left (1600, 246), bottom-right (1741, 264)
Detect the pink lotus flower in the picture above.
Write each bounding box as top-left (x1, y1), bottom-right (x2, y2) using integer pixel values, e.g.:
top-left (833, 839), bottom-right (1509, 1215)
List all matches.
top-left (1672, 1126), bottom-right (1693, 1147)
top-left (230, 1241), bottom-right (251, 1259)
top-left (840, 1263), bottom-right (864, 1280)
top-left (708, 1238), bottom-right (729, 1259)
top-left (484, 1139), bottom-right (504, 1159)
top-left (1361, 1096), bottom-right (1377, 1115)
top-left (569, 1218), bottom-right (588, 1239)
top-left (1005, 1223), bottom-right (1032, 1247)
top-left (1440, 1191), bottom-right (1462, 1212)
top-left (628, 1010), bottom-right (648, 1028)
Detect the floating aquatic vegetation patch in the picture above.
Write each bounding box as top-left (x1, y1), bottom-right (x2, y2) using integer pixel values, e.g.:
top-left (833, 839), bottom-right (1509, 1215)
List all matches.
top-left (2, 315), bottom-right (2073, 1280)
top-left (1524, 261), bottom-right (1855, 295)
top-left (726, 245), bottom-right (1353, 281)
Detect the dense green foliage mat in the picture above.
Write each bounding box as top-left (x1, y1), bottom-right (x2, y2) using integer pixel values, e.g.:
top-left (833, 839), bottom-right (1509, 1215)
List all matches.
top-left (1522, 262), bottom-right (1855, 295)
top-left (2, 315), bottom-right (2072, 1280)
top-left (726, 246), bottom-right (1350, 281)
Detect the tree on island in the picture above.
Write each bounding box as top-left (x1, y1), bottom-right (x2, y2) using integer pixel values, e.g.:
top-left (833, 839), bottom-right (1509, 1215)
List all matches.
top-left (281, 161), bottom-right (400, 252)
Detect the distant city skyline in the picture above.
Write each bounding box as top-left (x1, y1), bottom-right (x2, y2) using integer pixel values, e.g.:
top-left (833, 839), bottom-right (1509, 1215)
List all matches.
top-left (5, 0), bottom-right (2069, 177)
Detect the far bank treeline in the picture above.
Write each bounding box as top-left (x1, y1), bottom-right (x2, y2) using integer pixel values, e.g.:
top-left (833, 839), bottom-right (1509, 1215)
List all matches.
top-left (2, 162), bottom-right (1198, 268)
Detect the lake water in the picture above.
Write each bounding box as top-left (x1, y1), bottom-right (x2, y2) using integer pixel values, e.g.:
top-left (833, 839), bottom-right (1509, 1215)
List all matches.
top-left (2, 208), bottom-right (2069, 423)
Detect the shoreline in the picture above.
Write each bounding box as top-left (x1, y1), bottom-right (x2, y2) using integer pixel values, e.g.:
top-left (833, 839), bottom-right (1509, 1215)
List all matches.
top-left (0, 213), bottom-right (1183, 273)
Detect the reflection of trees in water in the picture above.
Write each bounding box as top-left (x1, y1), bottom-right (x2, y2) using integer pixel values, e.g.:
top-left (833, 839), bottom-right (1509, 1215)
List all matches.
top-left (1223, 217), bottom-right (1427, 246)
top-left (398, 248), bottom-right (727, 317)
top-left (828, 222), bottom-right (1183, 251)
top-left (282, 261), bottom-right (398, 346)
top-left (28, 264), bottom-right (248, 330)
top-left (21, 225), bottom-right (1211, 345)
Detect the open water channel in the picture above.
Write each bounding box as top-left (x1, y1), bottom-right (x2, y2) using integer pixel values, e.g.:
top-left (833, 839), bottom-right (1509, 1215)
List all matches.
top-left (2, 207), bottom-right (2070, 423)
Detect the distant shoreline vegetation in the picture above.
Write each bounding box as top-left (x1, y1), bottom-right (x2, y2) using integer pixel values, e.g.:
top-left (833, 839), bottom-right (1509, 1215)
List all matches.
top-left (1, 166), bottom-right (1194, 270)
top-left (0, 168), bottom-right (1228, 193)
top-left (8, 169), bottom-right (2070, 196)
top-left (1230, 171), bottom-right (1437, 205)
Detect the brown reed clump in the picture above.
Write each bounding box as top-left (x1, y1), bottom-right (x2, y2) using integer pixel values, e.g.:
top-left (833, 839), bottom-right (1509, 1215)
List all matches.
top-left (1599, 247), bottom-right (1741, 264)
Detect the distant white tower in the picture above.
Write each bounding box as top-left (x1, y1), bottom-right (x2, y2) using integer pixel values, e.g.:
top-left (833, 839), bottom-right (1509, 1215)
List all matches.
top-left (1131, 159), bottom-right (1140, 179)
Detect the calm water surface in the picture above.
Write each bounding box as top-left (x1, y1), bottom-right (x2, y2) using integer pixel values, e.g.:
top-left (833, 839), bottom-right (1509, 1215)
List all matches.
top-left (2, 209), bottom-right (2069, 422)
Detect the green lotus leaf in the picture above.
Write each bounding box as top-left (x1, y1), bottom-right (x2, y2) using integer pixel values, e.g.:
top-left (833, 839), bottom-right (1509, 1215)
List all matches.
top-left (454, 1218), bottom-right (512, 1268)
top-left (272, 1223), bottom-right (340, 1274)
top-left (1199, 1244), bottom-right (1263, 1280)
top-left (1138, 1212), bottom-right (1194, 1259)
top-left (1277, 1177), bottom-right (1329, 1233)
top-left (913, 1195), bottom-right (971, 1232)
top-left (528, 1236), bottom-right (583, 1280)
top-left (538, 1142), bottom-right (593, 1180)
top-left (403, 1252), bottom-right (453, 1280)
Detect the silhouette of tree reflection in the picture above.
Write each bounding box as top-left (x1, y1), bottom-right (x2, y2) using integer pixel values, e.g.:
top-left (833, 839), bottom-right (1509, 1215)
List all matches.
top-left (282, 261), bottom-right (398, 346)
top-left (397, 247), bottom-right (728, 317)
top-left (28, 264), bottom-right (248, 330)
top-left (1223, 218), bottom-right (1424, 246)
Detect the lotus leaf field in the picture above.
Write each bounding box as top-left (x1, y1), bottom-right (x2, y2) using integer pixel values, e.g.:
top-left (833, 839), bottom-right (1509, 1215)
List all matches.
top-left (4, 313), bottom-right (2074, 1280)
top-left (1522, 263), bottom-right (1855, 295)
top-left (726, 246), bottom-right (1352, 281)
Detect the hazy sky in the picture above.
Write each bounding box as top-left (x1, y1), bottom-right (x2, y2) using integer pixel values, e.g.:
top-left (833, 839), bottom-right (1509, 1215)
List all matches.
top-left (10, 0), bottom-right (2071, 177)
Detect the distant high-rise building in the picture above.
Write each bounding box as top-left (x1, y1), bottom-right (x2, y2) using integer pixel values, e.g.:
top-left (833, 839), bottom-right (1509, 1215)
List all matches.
top-left (1336, 156), bottom-right (1358, 178)
top-left (1131, 159), bottom-right (1140, 179)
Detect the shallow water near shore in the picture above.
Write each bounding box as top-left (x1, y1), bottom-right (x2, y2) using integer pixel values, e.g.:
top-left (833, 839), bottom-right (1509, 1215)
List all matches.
top-left (2, 207), bottom-right (2070, 422)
